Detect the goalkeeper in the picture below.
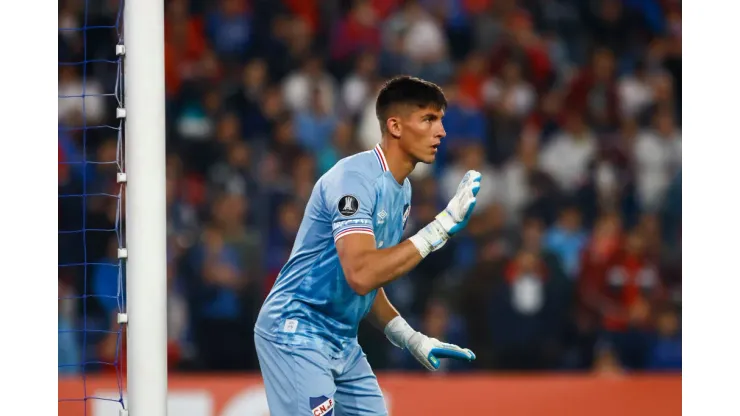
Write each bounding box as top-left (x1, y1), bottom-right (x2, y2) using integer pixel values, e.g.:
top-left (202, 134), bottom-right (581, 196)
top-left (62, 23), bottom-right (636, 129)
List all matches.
top-left (254, 76), bottom-right (480, 416)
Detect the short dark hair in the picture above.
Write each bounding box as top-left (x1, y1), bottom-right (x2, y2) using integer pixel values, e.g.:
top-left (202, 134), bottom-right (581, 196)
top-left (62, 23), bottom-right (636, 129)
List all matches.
top-left (375, 76), bottom-right (447, 133)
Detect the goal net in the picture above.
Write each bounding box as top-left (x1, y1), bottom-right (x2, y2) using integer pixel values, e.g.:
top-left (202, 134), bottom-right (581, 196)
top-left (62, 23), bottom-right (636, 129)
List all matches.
top-left (59, 0), bottom-right (126, 413)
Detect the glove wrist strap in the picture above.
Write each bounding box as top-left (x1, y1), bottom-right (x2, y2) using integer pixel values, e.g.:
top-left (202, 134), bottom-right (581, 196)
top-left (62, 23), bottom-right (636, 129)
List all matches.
top-left (409, 219), bottom-right (449, 258)
top-left (384, 316), bottom-right (415, 349)
top-left (435, 210), bottom-right (457, 231)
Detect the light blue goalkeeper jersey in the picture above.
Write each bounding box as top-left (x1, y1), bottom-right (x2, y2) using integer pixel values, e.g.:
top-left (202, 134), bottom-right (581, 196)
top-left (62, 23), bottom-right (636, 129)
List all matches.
top-left (255, 144), bottom-right (412, 351)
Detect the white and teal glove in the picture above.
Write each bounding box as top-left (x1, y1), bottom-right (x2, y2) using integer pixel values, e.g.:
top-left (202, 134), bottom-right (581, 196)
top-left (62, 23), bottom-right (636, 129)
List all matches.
top-left (384, 316), bottom-right (476, 371)
top-left (409, 170), bottom-right (481, 258)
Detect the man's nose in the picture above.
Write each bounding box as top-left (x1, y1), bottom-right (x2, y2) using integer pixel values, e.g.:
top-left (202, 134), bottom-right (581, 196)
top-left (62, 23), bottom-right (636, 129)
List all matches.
top-left (437, 126), bottom-right (446, 139)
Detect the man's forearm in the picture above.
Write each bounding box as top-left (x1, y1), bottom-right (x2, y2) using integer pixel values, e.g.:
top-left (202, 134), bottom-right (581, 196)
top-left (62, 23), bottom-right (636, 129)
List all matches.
top-left (345, 240), bottom-right (422, 295)
top-left (367, 287), bottom-right (401, 330)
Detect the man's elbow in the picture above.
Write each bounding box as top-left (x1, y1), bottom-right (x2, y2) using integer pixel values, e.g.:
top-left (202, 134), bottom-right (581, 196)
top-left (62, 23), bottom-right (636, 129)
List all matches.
top-left (345, 270), bottom-right (373, 296)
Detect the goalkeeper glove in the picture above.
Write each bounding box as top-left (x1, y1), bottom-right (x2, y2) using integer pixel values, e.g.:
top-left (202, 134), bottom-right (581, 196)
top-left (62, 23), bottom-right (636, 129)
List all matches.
top-left (384, 316), bottom-right (476, 371)
top-left (409, 170), bottom-right (481, 258)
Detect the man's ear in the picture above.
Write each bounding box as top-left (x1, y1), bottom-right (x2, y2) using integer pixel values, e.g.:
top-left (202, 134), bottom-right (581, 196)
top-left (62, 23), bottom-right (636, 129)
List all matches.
top-left (386, 117), bottom-right (402, 138)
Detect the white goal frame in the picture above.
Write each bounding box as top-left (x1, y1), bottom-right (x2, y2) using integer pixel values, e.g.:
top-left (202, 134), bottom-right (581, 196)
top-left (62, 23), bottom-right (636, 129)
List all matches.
top-left (123, 0), bottom-right (168, 414)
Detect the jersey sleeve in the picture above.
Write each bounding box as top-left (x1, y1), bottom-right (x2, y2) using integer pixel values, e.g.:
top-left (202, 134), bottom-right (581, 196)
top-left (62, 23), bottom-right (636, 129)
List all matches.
top-left (323, 171), bottom-right (377, 243)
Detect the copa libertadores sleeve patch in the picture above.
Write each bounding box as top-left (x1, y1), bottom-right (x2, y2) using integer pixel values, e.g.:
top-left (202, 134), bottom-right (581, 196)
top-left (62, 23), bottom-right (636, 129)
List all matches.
top-left (338, 195), bottom-right (359, 217)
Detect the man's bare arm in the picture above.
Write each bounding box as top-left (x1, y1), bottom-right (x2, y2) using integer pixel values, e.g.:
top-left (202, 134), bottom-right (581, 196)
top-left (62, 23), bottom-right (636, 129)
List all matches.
top-left (336, 170), bottom-right (482, 296)
top-left (366, 287), bottom-right (401, 330)
top-left (336, 234), bottom-right (422, 295)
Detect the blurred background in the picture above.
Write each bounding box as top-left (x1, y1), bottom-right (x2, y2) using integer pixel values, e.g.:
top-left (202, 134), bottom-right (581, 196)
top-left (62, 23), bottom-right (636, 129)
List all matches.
top-left (59, 0), bottom-right (681, 411)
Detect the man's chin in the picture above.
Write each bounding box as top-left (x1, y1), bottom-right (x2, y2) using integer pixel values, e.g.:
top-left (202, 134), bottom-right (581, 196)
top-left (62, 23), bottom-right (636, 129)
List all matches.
top-left (415, 153), bottom-right (436, 164)
top-left (409, 151), bottom-right (436, 166)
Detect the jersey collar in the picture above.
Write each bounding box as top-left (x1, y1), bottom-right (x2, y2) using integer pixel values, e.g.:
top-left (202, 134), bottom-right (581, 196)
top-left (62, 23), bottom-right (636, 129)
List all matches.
top-left (373, 144), bottom-right (389, 172)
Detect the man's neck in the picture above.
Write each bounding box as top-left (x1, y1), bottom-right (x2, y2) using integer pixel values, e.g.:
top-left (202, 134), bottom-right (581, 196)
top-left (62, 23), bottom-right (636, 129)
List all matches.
top-left (379, 139), bottom-right (415, 185)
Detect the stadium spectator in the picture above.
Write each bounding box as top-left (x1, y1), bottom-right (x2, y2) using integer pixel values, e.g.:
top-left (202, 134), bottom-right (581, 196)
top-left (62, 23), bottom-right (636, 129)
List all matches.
top-left (435, 83), bottom-right (488, 170)
top-left (331, 0), bottom-right (382, 64)
top-left (633, 107), bottom-right (681, 211)
top-left (486, 249), bottom-right (569, 370)
top-left (452, 203), bottom-right (514, 273)
top-left (498, 131), bottom-right (540, 224)
top-left (290, 152), bottom-right (320, 205)
top-left (282, 0), bottom-right (320, 34)
top-left (456, 52), bottom-right (489, 109)
top-left (618, 60), bottom-right (654, 119)
top-left (539, 110), bottom-right (597, 193)
top-left (581, 227), bottom-right (664, 369)
top-left (585, 0), bottom-right (638, 58)
top-left (341, 52), bottom-right (380, 119)
top-left (524, 90), bottom-right (565, 145)
top-left (58, 66), bottom-right (105, 126)
top-left (384, 0), bottom-right (453, 84)
top-left (206, 0), bottom-right (253, 61)
top-left (573, 126), bottom-right (640, 228)
top-left (167, 155), bottom-right (201, 253)
top-left (282, 57), bottom-right (337, 114)
top-left (164, 0), bottom-right (207, 98)
top-left (544, 204), bottom-right (589, 280)
top-left (356, 82), bottom-right (385, 149)
top-left (182, 222), bottom-right (254, 370)
top-left (647, 305), bottom-right (682, 371)
top-left (263, 199), bottom-right (302, 294)
top-left (489, 9), bottom-right (552, 92)
top-left (483, 59), bottom-right (537, 120)
top-left (317, 121), bottom-right (361, 175)
top-left (565, 47), bottom-right (620, 131)
top-left (224, 58), bottom-right (270, 137)
top-left (267, 116), bottom-right (304, 181)
top-left (294, 86), bottom-right (340, 153)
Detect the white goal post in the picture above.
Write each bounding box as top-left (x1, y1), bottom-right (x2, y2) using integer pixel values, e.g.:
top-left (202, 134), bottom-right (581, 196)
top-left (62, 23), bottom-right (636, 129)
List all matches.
top-left (123, 0), bottom-right (168, 414)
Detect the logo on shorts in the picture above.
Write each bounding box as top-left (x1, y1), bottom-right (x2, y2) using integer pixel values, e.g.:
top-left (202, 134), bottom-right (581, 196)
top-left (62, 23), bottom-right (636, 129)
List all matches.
top-left (338, 195), bottom-right (359, 217)
top-left (283, 319), bottom-right (298, 333)
top-left (310, 395), bottom-right (334, 416)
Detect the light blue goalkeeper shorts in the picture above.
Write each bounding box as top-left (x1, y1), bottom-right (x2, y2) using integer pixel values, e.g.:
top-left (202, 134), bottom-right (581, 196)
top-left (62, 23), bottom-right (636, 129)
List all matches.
top-left (254, 333), bottom-right (388, 416)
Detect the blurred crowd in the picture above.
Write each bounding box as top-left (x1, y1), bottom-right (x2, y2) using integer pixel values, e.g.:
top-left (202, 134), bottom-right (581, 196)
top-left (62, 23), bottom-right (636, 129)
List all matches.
top-left (59, 0), bottom-right (681, 375)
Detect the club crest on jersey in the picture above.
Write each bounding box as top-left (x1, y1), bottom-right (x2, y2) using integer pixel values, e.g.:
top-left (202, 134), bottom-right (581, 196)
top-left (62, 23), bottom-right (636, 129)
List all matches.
top-left (338, 195), bottom-right (359, 217)
top-left (310, 396), bottom-right (334, 416)
top-left (402, 203), bottom-right (410, 230)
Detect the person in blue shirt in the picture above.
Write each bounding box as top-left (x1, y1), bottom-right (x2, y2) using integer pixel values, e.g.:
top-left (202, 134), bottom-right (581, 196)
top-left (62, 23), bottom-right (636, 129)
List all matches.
top-left (254, 76), bottom-right (481, 416)
top-left (544, 204), bottom-right (589, 279)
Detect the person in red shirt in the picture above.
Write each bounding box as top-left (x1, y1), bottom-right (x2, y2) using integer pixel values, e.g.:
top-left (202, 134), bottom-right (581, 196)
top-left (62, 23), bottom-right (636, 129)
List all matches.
top-left (330, 1), bottom-right (382, 63)
top-left (283, 0), bottom-right (319, 34)
top-left (580, 225), bottom-right (664, 369)
top-left (488, 11), bottom-right (553, 93)
top-left (565, 47), bottom-right (620, 131)
top-left (456, 52), bottom-right (488, 109)
top-left (164, 0), bottom-right (207, 98)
